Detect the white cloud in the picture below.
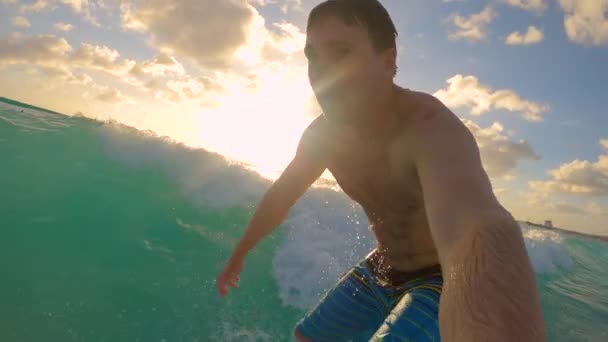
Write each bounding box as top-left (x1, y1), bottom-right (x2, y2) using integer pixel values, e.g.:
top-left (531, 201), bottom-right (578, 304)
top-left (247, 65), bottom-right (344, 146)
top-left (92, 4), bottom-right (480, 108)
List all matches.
top-left (506, 26), bottom-right (544, 45)
top-left (268, 22), bottom-right (306, 55)
top-left (500, 0), bottom-right (547, 13)
top-left (434, 74), bottom-right (549, 122)
top-left (12, 16), bottom-right (31, 28)
top-left (19, 0), bottom-right (100, 26)
top-left (155, 78), bottom-right (209, 103)
top-left (526, 193), bottom-right (586, 215)
top-left (558, 0), bottom-right (608, 46)
top-left (129, 53), bottom-right (185, 77)
top-left (525, 191), bottom-right (607, 218)
top-left (54, 22), bottom-right (74, 32)
top-left (463, 120), bottom-right (540, 178)
top-left (529, 142), bottom-right (608, 196)
top-left (19, 0), bottom-right (49, 12)
top-left (121, 0), bottom-right (255, 69)
top-left (234, 17), bottom-right (306, 66)
top-left (601, 139), bottom-right (608, 149)
top-left (121, 0), bottom-right (305, 69)
top-left (280, 0), bottom-right (303, 14)
top-left (0, 35), bottom-right (209, 103)
top-left (96, 87), bottom-right (132, 104)
top-left (0, 34), bottom-right (72, 69)
top-left (34, 66), bottom-right (96, 89)
top-left (445, 5), bottom-right (495, 42)
top-left (71, 43), bottom-right (121, 69)
top-left (62, 0), bottom-right (84, 12)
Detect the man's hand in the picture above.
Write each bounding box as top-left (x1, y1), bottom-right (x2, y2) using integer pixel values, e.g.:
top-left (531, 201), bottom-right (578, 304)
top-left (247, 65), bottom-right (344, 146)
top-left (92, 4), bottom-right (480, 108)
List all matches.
top-left (216, 257), bottom-right (244, 297)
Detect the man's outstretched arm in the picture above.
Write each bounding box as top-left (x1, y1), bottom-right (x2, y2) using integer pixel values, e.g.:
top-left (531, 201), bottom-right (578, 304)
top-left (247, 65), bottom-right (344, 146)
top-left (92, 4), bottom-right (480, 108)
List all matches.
top-left (408, 98), bottom-right (546, 341)
top-left (217, 118), bottom-right (327, 296)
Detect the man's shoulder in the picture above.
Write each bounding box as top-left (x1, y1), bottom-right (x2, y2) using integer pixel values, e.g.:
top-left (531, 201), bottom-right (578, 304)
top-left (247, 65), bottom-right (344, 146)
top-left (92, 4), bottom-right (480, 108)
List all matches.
top-left (301, 114), bottom-right (330, 142)
top-left (395, 88), bottom-right (472, 148)
top-left (296, 114), bottom-right (330, 158)
top-left (397, 88), bottom-right (452, 123)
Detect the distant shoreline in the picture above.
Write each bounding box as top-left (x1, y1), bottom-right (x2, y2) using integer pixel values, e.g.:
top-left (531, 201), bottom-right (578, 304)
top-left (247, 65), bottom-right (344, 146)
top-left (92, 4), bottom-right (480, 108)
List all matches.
top-left (522, 221), bottom-right (608, 243)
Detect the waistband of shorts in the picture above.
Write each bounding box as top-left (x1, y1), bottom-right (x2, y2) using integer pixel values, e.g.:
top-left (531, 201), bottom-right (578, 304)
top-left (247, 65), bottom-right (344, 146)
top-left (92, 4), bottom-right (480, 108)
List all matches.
top-left (362, 259), bottom-right (442, 288)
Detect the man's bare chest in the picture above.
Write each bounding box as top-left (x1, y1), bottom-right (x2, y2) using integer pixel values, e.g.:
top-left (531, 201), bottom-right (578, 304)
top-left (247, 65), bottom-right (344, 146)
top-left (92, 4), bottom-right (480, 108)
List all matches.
top-left (325, 140), bottom-right (423, 217)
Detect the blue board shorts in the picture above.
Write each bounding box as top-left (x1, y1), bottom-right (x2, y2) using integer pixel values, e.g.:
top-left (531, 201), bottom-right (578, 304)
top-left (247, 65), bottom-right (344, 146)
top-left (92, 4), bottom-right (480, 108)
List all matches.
top-left (295, 255), bottom-right (443, 341)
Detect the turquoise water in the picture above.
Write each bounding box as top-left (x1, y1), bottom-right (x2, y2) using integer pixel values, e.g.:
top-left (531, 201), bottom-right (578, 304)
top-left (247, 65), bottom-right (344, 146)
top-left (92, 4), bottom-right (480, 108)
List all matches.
top-left (1, 100), bottom-right (607, 341)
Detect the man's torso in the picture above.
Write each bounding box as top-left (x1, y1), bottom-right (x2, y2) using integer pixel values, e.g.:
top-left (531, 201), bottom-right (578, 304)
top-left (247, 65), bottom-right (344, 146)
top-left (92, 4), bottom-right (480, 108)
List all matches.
top-left (308, 89), bottom-right (441, 276)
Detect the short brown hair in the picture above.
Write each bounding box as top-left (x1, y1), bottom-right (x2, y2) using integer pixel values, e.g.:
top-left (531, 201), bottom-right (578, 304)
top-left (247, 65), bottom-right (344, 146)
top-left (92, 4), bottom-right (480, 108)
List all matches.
top-left (307, 0), bottom-right (398, 52)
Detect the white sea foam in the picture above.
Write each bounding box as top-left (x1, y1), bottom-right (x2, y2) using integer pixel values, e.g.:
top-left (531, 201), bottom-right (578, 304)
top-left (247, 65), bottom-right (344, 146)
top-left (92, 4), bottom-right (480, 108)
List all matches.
top-left (520, 223), bottom-right (574, 274)
top-left (272, 188), bottom-right (374, 310)
top-left (96, 122), bottom-right (269, 209)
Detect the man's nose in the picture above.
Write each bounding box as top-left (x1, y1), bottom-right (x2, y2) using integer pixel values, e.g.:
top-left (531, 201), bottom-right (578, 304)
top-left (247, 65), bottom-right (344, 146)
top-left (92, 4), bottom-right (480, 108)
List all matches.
top-left (309, 60), bottom-right (347, 92)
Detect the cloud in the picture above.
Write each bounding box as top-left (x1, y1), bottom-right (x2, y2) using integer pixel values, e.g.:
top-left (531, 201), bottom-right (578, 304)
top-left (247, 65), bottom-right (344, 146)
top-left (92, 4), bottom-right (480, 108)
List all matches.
top-left (120, 0), bottom-right (256, 69)
top-left (155, 78), bottom-right (209, 103)
top-left (234, 18), bottom-right (306, 66)
top-left (12, 16), bottom-right (31, 28)
top-left (558, 0), bottom-right (608, 46)
top-left (500, 0), bottom-right (547, 13)
top-left (19, 0), bottom-right (100, 26)
top-left (1, 34), bottom-right (191, 84)
top-left (434, 74), bottom-right (549, 122)
top-left (96, 87), bottom-right (132, 104)
top-left (0, 34), bottom-right (72, 69)
top-left (33, 65), bottom-right (94, 88)
top-left (601, 139), bottom-right (608, 149)
top-left (53, 22), bottom-right (74, 32)
top-left (23, 64), bottom-right (126, 105)
top-left (72, 43), bottom-right (121, 69)
top-left (529, 141), bottom-right (608, 196)
top-left (0, 34), bottom-right (207, 104)
top-left (250, 0), bottom-right (304, 14)
top-left (19, 0), bottom-right (48, 12)
top-left (445, 5), bottom-right (495, 42)
top-left (463, 120), bottom-right (540, 178)
top-left (129, 53), bottom-right (185, 77)
top-left (121, 0), bottom-right (305, 70)
top-left (506, 26), bottom-right (544, 45)
top-left (526, 191), bottom-right (607, 217)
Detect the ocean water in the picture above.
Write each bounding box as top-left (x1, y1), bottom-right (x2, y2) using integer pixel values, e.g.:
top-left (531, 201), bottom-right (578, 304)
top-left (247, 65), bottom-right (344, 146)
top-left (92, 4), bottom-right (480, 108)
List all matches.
top-left (1, 100), bottom-right (607, 342)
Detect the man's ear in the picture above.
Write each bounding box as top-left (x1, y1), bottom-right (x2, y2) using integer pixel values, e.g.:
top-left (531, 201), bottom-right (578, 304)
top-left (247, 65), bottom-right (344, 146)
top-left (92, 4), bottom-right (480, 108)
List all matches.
top-left (383, 47), bottom-right (397, 76)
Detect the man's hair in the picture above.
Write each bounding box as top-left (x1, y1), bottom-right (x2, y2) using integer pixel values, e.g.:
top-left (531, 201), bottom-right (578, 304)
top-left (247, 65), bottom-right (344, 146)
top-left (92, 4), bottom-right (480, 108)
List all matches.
top-left (307, 0), bottom-right (398, 53)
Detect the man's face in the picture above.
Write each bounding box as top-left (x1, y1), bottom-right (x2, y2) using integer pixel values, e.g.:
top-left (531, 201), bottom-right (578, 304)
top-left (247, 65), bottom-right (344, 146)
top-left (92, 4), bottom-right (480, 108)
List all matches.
top-left (305, 15), bottom-right (394, 124)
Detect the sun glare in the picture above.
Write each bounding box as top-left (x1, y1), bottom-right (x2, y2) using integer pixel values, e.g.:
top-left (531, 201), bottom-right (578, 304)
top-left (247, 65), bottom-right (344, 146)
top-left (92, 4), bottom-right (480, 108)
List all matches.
top-left (194, 63), bottom-right (316, 181)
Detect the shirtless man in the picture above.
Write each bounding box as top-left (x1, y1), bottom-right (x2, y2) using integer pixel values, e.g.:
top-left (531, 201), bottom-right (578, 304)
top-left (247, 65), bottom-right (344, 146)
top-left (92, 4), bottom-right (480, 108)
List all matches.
top-left (216, 0), bottom-right (546, 340)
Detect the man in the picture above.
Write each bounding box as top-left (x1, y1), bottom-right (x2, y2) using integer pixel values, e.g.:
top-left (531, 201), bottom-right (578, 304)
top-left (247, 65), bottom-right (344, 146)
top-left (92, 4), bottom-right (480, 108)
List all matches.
top-left (217, 0), bottom-right (546, 341)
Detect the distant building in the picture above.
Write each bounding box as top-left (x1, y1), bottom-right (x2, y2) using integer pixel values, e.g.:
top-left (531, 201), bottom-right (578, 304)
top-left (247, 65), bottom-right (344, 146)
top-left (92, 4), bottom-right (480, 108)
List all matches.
top-left (544, 220), bottom-right (553, 228)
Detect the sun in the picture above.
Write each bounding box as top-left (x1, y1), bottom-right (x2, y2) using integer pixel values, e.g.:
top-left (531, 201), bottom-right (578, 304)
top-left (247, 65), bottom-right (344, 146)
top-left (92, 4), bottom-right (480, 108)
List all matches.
top-left (194, 63), bottom-right (318, 181)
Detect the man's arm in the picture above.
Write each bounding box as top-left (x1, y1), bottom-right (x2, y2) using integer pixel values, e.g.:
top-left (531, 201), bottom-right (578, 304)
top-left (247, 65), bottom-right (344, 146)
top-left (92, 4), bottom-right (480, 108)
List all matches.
top-left (229, 137), bottom-right (327, 261)
top-left (217, 118), bottom-right (327, 296)
top-left (408, 97), bottom-right (546, 341)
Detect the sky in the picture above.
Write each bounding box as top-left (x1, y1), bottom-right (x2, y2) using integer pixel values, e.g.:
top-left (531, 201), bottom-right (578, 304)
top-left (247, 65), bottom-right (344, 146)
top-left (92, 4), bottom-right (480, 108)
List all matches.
top-left (0, 0), bottom-right (607, 236)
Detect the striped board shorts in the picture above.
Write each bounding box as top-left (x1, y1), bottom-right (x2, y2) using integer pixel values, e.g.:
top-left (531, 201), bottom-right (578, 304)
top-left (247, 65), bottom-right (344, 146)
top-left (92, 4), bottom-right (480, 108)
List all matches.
top-left (295, 258), bottom-right (443, 341)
